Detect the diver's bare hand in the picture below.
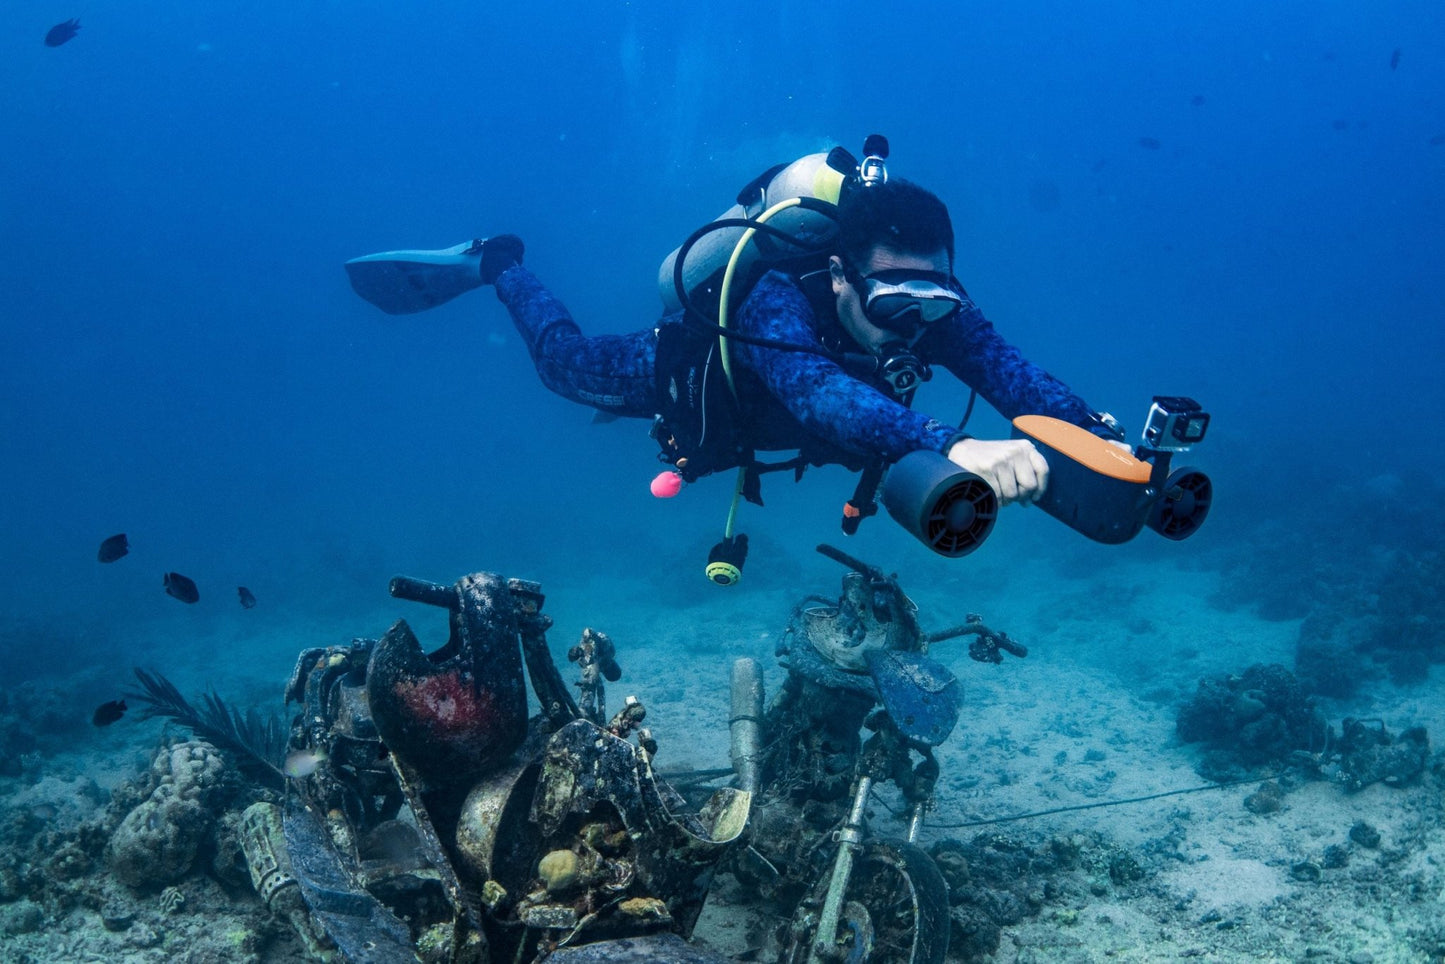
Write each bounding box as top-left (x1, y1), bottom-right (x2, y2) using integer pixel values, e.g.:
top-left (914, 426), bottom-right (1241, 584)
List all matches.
top-left (945, 438), bottom-right (1049, 506)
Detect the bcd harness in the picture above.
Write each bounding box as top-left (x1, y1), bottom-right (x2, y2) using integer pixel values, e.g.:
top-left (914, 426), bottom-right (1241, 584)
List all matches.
top-left (650, 270), bottom-right (933, 500)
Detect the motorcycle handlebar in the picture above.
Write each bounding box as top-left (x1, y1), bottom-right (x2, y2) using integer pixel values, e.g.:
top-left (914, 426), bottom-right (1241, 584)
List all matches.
top-left (388, 575), bottom-right (458, 610)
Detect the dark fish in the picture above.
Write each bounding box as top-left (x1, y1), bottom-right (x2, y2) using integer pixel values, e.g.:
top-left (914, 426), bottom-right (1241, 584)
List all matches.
top-left (1332, 119), bottom-right (1350, 131)
top-left (1138, 136), bottom-right (1162, 150)
top-left (98, 533), bottom-right (129, 563)
top-left (1430, 134), bottom-right (1445, 147)
top-left (164, 571), bottom-right (200, 604)
top-left (45, 18), bottom-right (81, 47)
top-left (1190, 94), bottom-right (1206, 107)
top-left (92, 699), bottom-right (126, 727)
top-left (1390, 48), bottom-right (1401, 70)
top-left (238, 586), bottom-right (257, 609)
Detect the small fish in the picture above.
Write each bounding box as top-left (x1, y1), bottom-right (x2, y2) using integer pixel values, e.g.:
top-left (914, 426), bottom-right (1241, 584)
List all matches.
top-left (164, 571), bottom-right (200, 604)
top-left (92, 699), bottom-right (127, 727)
top-left (45, 18), bottom-right (81, 47)
top-left (284, 747), bottom-right (329, 779)
top-left (1430, 134), bottom-right (1445, 147)
top-left (98, 533), bottom-right (129, 563)
top-left (1190, 94), bottom-right (1205, 107)
top-left (1390, 48), bottom-right (1401, 70)
top-left (1137, 137), bottom-right (1162, 150)
top-left (238, 586), bottom-right (257, 609)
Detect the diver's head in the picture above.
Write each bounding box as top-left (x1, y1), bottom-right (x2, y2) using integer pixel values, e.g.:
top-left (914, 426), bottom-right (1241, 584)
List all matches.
top-left (831, 179), bottom-right (962, 351)
top-left (838, 177), bottom-right (955, 267)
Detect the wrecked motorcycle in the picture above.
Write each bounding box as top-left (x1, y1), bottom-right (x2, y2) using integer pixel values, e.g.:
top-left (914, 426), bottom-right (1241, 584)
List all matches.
top-left (726, 545), bottom-right (1026, 964)
top-left (242, 571), bottom-right (748, 963)
top-left (238, 549), bottom-right (1019, 963)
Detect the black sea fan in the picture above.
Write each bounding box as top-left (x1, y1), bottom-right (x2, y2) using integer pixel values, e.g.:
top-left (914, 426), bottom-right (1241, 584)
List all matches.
top-left (127, 667), bottom-right (288, 783)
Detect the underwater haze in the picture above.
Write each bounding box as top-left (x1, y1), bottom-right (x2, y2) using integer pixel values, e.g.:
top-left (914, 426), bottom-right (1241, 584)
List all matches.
top-left (6, 1), bottom-right (1445, 960)
top-left (3, 0), bottom-right (1443, 681)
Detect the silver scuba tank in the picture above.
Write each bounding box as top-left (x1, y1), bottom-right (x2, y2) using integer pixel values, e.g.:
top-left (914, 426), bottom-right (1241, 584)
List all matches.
top-left (657, 147), bottom-right (858, 314)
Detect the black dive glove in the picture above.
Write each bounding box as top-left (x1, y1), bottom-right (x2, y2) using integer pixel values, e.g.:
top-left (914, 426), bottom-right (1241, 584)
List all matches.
top-left (477, 234), bottom-right (524, 285)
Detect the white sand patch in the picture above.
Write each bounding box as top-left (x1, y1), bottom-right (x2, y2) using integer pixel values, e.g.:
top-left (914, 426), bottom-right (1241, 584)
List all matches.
top-left (1170, 845), bottom-right (1287, 911)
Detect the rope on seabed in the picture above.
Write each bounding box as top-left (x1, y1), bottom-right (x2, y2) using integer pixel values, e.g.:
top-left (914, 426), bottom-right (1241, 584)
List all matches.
top-left (665, 766), bottom-right (1286, 828)
top-left (921, 772), bottom-right (1282, 830)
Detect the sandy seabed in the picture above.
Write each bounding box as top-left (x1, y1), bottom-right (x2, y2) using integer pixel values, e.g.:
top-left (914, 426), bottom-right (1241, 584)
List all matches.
top-left (2, 552), bottom-right (1441, 963)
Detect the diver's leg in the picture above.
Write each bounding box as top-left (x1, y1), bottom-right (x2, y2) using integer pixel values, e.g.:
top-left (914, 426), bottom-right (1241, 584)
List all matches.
top-left (494, 267), bottom-right (657, 418)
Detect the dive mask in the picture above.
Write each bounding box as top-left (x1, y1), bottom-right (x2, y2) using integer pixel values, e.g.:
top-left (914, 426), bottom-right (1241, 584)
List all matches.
top-left (842, 264), bottom-right (965, 338)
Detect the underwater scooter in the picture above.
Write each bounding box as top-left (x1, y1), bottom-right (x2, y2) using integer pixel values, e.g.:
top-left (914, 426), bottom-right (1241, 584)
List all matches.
top-left (881, 396), bottom-right (1213, 556)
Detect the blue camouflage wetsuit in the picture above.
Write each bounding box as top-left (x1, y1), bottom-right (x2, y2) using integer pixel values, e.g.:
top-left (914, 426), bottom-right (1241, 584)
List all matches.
top-left (493, 264), bottom-right (1101, 477)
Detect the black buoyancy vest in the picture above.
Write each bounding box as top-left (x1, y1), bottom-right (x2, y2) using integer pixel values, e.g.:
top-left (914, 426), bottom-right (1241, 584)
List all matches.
top-left (651, 271), bottom-right (863, 497)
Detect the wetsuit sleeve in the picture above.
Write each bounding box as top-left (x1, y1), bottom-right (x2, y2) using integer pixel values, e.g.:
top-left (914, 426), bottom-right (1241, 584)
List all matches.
top-left (733, 273), bottom-right (957, 462)
top-left (921, 301), bottom-right (1102, 431)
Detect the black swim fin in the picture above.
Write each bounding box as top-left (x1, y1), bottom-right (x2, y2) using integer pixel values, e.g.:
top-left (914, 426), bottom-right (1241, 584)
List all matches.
top-left (345, 240), bottom-right (485, 315)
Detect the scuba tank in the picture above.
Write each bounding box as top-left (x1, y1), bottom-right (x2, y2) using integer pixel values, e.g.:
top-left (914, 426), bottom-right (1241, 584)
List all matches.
top-left (658, 140), bottom-right (888, 319)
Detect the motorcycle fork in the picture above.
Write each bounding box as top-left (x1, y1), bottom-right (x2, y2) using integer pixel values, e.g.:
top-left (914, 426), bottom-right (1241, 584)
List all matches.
top-left (808, 761), bottom-right (933, 962)
top-left (809, 775), bottom-right (873, 964)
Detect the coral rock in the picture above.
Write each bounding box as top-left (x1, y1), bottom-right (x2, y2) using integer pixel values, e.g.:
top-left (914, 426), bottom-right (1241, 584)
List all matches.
top-left (1243, 781), bottom-right (1284, 815)
top-left (106, 741), bottom-right (228, 889)
top-left (537, 849), bottom-right (581, 894)
top-left (0, 899), bottom-right (44, 936)
top-left (1349, 821), bottom-right (1382, 849)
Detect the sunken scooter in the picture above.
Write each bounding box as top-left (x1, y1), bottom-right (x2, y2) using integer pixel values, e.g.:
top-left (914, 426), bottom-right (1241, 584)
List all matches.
top-left (727, 545), bottom-right (1027, 963)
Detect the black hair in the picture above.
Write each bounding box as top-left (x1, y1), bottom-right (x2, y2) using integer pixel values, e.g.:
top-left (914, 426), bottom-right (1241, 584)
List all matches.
top-left (837, 178), bottom-right (955, 268)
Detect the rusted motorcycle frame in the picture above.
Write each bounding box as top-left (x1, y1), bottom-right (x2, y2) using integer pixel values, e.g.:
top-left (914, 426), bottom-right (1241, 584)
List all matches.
top-left (270, 572), bottom-right (747, 963)
top-left (730, 545), bottom-right (1026, 964)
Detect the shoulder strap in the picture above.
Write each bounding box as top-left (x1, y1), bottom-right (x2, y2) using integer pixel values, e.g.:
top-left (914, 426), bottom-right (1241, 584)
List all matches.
top-left (652, 322), bottom-right (748, 482)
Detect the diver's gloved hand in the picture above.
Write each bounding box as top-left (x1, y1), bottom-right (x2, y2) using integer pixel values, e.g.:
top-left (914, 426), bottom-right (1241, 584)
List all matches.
top-left (477, 234), bottom-right (525, 285)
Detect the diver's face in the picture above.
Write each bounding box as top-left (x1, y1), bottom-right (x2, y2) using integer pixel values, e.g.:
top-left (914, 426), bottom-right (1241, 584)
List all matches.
top-left (831, 245), bottom-right (953, 353)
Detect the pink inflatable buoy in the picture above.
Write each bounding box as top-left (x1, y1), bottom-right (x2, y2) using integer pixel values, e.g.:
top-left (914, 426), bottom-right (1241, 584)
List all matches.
top-left (650, 471), bottom-right (684, 498)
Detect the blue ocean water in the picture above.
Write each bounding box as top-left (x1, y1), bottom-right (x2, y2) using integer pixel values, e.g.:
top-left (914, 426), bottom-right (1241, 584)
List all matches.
top-left (2, 0), bottom-right (1442, 693)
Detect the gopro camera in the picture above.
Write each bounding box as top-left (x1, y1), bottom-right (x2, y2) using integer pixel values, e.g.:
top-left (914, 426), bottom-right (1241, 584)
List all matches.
top-left (1142, 396), bottom-right (1209, 451)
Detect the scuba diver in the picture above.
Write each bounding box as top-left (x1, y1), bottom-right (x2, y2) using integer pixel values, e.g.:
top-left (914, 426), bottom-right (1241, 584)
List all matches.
top-left (348, 138), bottom-right (1139, 580)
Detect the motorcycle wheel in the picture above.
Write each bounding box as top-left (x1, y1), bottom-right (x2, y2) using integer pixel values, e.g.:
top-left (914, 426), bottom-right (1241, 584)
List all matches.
top-left (783, 840), bottom-right (949, 964)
